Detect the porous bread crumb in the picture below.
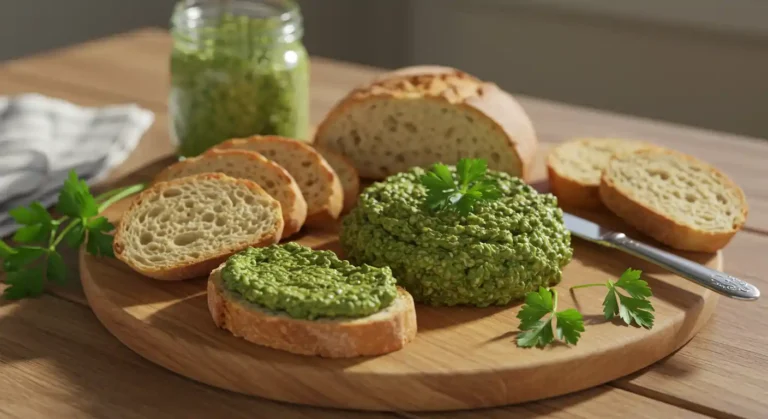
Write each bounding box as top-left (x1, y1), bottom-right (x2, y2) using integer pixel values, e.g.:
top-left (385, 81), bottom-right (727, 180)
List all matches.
top-left (153, 149), bottom-right (306, 237)
top-left (115, 174), bottom-right (283, 277)
top-left (318, 97), bottom-right (521, 178)
top-left (549, 138), bottom-right (651, 185)
top-left (605, 149), bottom-right (746, 232)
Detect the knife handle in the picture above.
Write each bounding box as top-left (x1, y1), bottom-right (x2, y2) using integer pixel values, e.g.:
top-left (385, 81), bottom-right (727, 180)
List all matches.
top-left (604, 233), bottom-right (760, 301)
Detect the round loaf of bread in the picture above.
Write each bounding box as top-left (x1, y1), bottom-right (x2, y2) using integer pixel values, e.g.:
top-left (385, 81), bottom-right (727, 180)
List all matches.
top-left (599, 148), bottom-right (748, 252)
top-left (313, 65), bottom-right (537, 180)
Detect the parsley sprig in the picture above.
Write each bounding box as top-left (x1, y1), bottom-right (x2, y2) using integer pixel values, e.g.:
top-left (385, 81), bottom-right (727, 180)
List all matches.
top-left (421, 158), bottom-right (501, 216)
top-left (516, 287), bottom-right (585, 347)
top-left (0, 171), bottom-right (144, 300)
top-left (571, 268), bottom-right (655, 329)
top-left (516, 269), bottom-right (655, 348)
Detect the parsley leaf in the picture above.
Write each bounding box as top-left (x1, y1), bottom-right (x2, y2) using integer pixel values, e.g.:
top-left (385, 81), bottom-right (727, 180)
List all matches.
top-left (56, 170), bottom-right (98, 218)
top-left (1, 172), bottom-right (146, 301)
top-left (9, 201), bottom-right (52, 225)
top-left (421, 164), bottom-right (459, 213)
top-left (3, 246), bottom-right (46, 272)
top-left (517, 319), bottom-right (554, 348)
top-left (603, 287), bottom-right (619, 320)
top-left (85, 216), bottom-right (115, 257)
top-left (3, 266), bottom-right (45, 299)
top-left (555, 309), bottom-right (585, 345)
top-left (608, 268), bottom-right (654, 329)
top-left (0, 241), bottom-right (15, 259)
top-left (46, 251), bottom-right (68, 285)
top-left (421, 158), bottom-right (501, 216)
top-left (615, 268), bottom-right (652, 299)
top-left (13, 224), bottom-right (46, 244)
top-left (9, 202), bottom-right (53, 244)
top-left (572, 268), bottom-right (655, 329)
top-left (516, 287), bottom-right (584, 348)
top-left (518, 286), bottom-right (554, 328)
top-left (63, 221), bottom-right (86, 247)
top-left (456, 158), bottom-right (487, 189)
top-left (617, 294), bottom-right (655, 329)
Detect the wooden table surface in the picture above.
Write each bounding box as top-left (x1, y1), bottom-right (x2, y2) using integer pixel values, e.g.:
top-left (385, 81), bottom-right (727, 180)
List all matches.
top-left (1, 28), bottom-right (766, 419)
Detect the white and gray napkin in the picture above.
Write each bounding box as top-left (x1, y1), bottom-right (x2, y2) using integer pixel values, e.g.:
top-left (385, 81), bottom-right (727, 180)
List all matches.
top-left (0, 93), bottom-right (154, 237)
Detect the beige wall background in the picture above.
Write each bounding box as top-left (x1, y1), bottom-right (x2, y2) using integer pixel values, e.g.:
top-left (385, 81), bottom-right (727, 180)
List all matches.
top-left (2, 0), bottom-right (766, 139)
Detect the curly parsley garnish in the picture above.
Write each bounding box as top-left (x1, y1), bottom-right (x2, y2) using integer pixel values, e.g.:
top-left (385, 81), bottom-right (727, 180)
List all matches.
top-left (0, 171), bottom-right (144, 300)
top-left (421, 158), bottom-right (501, 216)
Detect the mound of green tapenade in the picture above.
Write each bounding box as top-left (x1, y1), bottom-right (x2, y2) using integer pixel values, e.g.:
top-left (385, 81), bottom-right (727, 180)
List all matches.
top-left (340, 167), bottom-right (573, 307)
top-left (221, 242), bottom-right (397, 320)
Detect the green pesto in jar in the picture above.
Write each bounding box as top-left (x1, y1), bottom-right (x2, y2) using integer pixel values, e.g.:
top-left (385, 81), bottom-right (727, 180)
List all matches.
top-left (340, 167), bottom-right (573, 307)
top-left (170, 1), bottom-right (309, 157)
top-left (221, 243), bottom-right (398, 320)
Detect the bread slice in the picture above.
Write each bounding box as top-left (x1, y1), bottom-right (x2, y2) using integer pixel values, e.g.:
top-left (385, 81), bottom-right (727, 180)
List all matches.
top-left (207, 265), bottom-right (417, 358)
top-left (113, 173), bottom-right (284, 280)
top-left (313, 65), bottom-right (537, 180)
top-left (599, 148), bottom-right (748, 252)
top-left (547, 138), bottom-right (653, 209)
top-left (153, 149), bottom-right (307, 238)
top-left (313, 145), bottom-right (360, 213)
top-left (213, 136), bottom-right (343, 227)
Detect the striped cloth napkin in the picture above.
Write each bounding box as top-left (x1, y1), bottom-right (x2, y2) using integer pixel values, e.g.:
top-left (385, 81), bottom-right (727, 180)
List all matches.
top-left (0, 93), bottom-right (154, 238)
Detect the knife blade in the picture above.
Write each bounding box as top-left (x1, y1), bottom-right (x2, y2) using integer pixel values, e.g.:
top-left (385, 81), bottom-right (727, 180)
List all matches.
top-left (562, 212), bottom-right (760, 301)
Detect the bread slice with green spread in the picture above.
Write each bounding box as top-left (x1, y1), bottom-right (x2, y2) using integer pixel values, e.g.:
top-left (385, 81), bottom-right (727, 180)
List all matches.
top-left (207, 243), bottom-right (417, 358)
top-left (213, 136), bottom-right (344, 227)
top-left (547, 138), bottom-right (654, 209)
top-left (313, 145), bottom-right (360, 213)
top-left (312, 65), bottom-right (538, 180)
top-left (113, 173), bottom-right (284, 281)
top-left (153, 149), bottom-right (307, 238)
top-left (599, 148), bottom-right (748, 252)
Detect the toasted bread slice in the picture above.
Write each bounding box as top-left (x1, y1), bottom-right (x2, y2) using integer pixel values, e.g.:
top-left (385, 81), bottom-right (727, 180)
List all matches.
top-left (153, 149), bottom-right (307, 238)
top-left (599, 148), bottom-right (748, 252)
top-left (214, 136), bottom-right (343, 227)
top-left (313, 66), bottom-right (538, 180)
top-left (113, 173), bottom-right (284, 280)
top-left (314, 145), bottom-right (360, 213)
top-left (207, 265), bottom-right (417, 358)
top-left (547, 138), bottom-right (653, 209)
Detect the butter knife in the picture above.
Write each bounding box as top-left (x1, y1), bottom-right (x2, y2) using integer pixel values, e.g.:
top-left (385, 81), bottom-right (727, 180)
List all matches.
top-left (563, 212), bottom-right (760, 301)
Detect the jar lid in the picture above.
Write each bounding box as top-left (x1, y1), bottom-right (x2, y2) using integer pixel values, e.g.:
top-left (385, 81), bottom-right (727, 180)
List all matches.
top-left (172, 0), bottom-right (303, 43)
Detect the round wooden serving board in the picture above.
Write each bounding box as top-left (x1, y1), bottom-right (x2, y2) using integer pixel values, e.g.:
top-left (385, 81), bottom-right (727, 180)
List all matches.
top-left (81, 196), bottom-right (721, 412)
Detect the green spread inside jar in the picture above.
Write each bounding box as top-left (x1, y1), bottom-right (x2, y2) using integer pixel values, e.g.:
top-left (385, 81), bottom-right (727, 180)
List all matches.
top-left (221, 243), bottom-right (398, 320)
top-left (170, 2), bottom-right (309, 157)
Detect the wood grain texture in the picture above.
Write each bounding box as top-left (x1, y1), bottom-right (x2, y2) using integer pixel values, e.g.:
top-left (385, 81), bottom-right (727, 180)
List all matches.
top-left (79, 177), bottom-right (720, 411)
top-left (0, 295), bottom-right (709, 419)
top-left (0, 293), bottom-right (396, 419)
top-left (613, 228), bottom-right (768, 418)
top-left (408, 386), bottom-right (709, 419)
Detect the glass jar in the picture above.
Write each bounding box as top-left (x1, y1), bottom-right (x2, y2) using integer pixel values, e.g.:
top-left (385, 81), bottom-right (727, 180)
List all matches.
top-left (169, 0), bottom-right (310, 157)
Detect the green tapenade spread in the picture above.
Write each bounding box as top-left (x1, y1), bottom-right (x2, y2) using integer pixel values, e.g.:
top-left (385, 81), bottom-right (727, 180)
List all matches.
top-left (340, 167), bottom-right (573, 307)
top-left (170, 4), bottom-right (309, 157)
top-left (221, 243), bottom-right (398, 320)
